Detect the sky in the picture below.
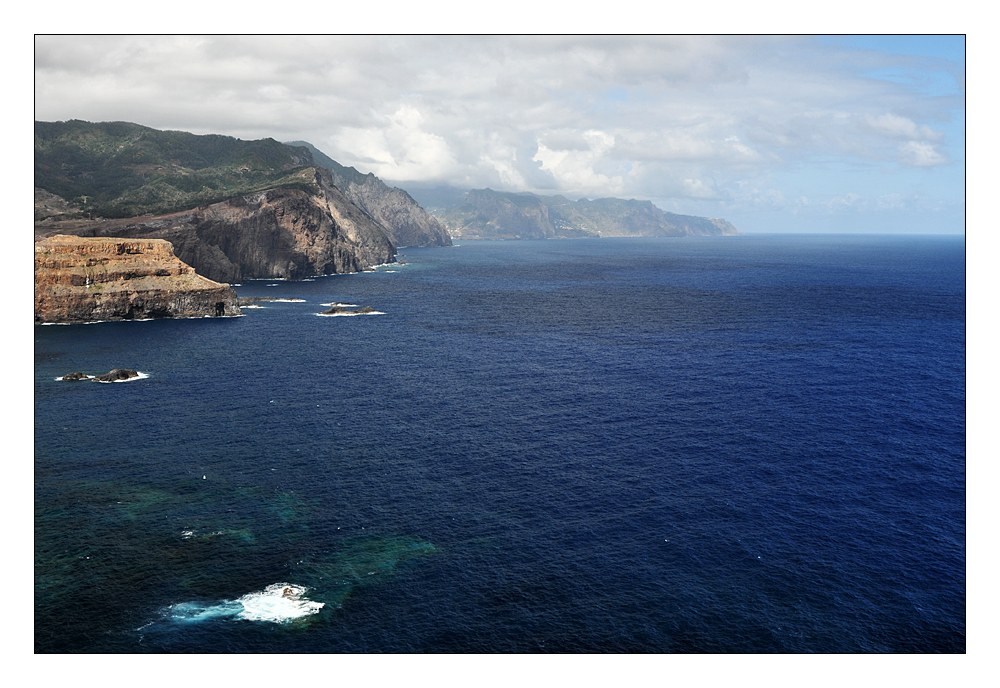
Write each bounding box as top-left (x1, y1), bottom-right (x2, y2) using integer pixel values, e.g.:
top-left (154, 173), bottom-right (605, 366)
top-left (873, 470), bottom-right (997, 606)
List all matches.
top-left (34, 35), bottom-right (965, 233)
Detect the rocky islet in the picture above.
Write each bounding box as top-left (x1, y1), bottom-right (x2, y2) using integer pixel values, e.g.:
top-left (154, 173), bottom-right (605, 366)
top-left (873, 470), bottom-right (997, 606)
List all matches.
top-left (60, 368), bottom-right (140, 382)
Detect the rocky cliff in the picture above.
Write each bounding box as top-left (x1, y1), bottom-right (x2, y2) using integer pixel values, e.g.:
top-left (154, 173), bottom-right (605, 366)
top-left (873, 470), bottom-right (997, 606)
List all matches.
top-left (287, 141), bottom-right (452, 248)
top-left (35, 121), bottom-right (398, 281)
top-left (35, 235), bottom-right (241, 324)
top-left (36, 167), bottom-right (396, 283)
top-left (435, 189), bottom-right (580, 240)
top-left (436, 188), bottom-right (739, 240)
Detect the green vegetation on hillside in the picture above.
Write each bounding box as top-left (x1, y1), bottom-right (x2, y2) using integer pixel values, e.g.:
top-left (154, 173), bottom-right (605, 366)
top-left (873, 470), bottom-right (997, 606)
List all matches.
top-left (439, 188), bottom-right (738, 238)
top-left (35, 120), bottom-right (320, 219)
top-left (285, 140), bottom-right (374, 188)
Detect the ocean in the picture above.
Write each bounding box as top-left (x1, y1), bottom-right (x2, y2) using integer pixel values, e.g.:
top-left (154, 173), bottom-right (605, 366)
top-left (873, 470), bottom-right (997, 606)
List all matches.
top-left (33, 234), bottom-right (965, 653)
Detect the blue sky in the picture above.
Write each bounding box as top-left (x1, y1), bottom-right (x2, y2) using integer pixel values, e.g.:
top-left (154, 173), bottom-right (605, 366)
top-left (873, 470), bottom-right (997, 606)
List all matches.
top-left (34, 35), bottom-right (965, 234)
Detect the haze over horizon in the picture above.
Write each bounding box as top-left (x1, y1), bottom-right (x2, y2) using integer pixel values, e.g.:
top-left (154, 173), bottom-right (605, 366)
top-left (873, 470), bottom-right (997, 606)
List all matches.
top-left (34, 35), bottom-right (965, 234)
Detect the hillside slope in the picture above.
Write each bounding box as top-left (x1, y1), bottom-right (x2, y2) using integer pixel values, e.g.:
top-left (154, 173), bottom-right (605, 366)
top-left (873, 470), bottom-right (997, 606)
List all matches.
top-left (35, 120), bottom-right (316, 219)
top-left (35, 121), bottom-right (396, 280)
top-left (288, 141), bottom-right (451, 247)
top-left (435, 188), bottom-right (738, 239)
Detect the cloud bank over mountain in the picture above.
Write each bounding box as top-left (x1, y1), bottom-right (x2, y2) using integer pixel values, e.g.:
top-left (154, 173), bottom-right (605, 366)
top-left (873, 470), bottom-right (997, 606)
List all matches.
top-left (34, 35), bottom-right (965, 233)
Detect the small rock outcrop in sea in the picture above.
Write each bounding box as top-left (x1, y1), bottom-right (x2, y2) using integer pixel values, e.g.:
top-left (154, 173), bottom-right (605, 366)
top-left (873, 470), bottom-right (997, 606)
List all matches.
top-left (34, 235), bottom-right (241, 324)
top-left (61, 371), bottom-right (88, 381)
top-left (320, 305), bottom-right (380, 316)
top-left (93, 368), bottom-right (139, 382)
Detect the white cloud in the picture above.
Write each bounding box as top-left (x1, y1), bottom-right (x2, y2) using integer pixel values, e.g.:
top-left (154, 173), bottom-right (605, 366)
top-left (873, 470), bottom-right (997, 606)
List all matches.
top-left (682, 178), bottom-right (719, 199)
top-left (33, 35), bottom-right (964, 225)
top-left (478, 133), bottom-right (527, 188)
top-left (532, 130), bottom-right (626, 196)
top-left (898, 141), bottom-right (948, 167)
top-left (865, 113), bottom-right (942, 141)
top-left (331, 105), bottom-right (458, 181)
top-left (533, 143), bottom-right (624, 196)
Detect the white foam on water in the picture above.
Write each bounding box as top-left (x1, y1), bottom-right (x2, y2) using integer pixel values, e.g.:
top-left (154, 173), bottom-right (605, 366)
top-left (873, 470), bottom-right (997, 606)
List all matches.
top-left (167, 600), bottom-right (243, 623)
top-left (164, 583), bottom-right (323, 625)
top-left (320, 303), bottom-right (358, 307)
top-left (270, 298), bottom-right (306, 303)
top-left (316, 311), bottom-right (385, 317)
top-left (234, 583), bottom-right (324, 622)
top-left (241, 304), bottom-right (265, 309)
top-left (56, 374), bottom-right (95, 381)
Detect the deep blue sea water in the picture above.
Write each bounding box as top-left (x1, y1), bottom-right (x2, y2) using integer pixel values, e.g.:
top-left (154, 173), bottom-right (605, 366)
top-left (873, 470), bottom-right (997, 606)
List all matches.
top-left (34, 234), bottom-right (965, 653)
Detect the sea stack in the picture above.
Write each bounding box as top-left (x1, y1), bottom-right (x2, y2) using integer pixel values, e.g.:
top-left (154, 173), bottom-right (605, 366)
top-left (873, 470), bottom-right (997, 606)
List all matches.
top-left (34, 235), bottom-right (241, 324)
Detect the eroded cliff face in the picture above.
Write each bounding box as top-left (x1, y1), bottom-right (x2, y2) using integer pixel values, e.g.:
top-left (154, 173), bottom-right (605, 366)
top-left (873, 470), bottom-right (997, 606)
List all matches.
top-left (35, 235), bottom-right (241, 324)
top-left (285, 140), bottom-right (452, 248)
top-left (331, 173), bottom-right (452, 247)
top-left (36, 168), bottom-right (396, 283)
top-left (437, 189), bottom-right (561, 240)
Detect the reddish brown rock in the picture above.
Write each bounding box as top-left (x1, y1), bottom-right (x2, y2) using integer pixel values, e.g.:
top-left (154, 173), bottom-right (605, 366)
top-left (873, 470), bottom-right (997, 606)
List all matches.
top-left (35, 235), bottom-right (241, 324)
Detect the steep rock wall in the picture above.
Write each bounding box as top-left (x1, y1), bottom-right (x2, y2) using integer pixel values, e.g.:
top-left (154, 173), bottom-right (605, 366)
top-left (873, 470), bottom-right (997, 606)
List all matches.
top-left (35, 235), bottom-right (241, 324)
top-left (331, 173), bottom-right (452, 247)
top-left (37, 168), bottom-right (396, 283)
top-left (286, 140), bottom-right (452, 247)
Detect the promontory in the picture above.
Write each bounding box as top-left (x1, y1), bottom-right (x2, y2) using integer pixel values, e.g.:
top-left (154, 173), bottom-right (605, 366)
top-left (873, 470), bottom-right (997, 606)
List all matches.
top-left (34, 235), bottom-right (241, 324)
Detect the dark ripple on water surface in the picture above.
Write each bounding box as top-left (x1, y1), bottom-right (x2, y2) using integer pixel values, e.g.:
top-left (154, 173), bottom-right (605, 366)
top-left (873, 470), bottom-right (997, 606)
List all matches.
top-left (34, 235), bottom-right (964, 652)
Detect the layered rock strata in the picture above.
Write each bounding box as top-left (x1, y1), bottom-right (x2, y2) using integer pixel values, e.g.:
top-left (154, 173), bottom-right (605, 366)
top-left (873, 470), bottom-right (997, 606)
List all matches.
top-left (35, 235), bottom-right (241, 324)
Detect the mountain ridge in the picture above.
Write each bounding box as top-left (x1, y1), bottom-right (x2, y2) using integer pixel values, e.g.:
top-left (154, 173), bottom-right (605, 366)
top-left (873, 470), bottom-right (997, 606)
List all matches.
top-left (433, 188), bottom-right (738, 240)
top-left (286, 141), bottom-right (451, 247)
top-left (35, 120), bottom-right (317, 219)
top-left (34, 121), bottom-right (397, 281)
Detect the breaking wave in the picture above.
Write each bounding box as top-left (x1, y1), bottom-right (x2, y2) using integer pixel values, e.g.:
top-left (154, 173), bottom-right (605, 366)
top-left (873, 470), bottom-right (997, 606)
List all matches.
top-left (316, 311), bottom-right (385, 317)
top-left (164, 584), bottom-right (324, 625)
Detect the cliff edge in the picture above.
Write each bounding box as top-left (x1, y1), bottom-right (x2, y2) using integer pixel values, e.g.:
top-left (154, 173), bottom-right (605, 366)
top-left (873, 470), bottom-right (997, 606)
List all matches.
top-left (287, 141), bottom-right (452, 248)
top-left (35, 235), bottom-right (241, 324)
top-left (35, 168), bottom-right (396, 283)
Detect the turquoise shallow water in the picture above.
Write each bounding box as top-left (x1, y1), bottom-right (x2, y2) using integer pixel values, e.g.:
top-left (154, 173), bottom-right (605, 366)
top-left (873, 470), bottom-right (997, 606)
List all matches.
top-left (34, 234), bottom-right (965, 652)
